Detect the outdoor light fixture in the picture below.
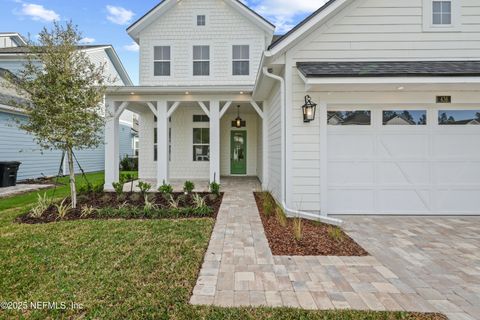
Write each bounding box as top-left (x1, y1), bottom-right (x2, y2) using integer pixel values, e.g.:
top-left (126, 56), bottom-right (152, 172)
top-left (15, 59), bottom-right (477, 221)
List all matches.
top-left (232, 105), bottom-right (246, 128)
top-left (302, 95), bottom-right (317, 123)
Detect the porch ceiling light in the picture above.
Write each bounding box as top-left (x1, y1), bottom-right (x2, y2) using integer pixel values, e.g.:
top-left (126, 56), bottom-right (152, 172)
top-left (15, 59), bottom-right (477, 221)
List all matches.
top-left (302, 95), bottom-right (317, 123)
top-left (232, 105), bottom-right (246, 128)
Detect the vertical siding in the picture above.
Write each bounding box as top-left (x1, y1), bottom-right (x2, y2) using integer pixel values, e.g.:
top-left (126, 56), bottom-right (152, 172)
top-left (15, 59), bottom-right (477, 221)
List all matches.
top-left (264, 82), bottom-right (282, 202)
top-left (138, 0), bottom-right (270, 86)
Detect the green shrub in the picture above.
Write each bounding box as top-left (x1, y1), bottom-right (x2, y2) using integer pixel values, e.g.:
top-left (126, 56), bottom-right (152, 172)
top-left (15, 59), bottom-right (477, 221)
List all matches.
top-left (183, 181), bottom-right (195, 194)
top-left (120, 155), bottom-right (138, 171)
top-left (209, 181), bottom-right (221, 196)
top-left (158, 180), bottom-right (173, 194)
top-left (137, 181), bottom-right (152, 196)
top-left (112, 181), bottom-right (125, 196)
top-left (192, 193), bottom-right (206, 209)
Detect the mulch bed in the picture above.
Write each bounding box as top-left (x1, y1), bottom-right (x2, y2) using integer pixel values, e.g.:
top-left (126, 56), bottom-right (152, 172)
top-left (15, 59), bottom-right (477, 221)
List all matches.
top-left (17, 192), bottom-right (223, 224)
top-left (254, 192), bottom-right (368, 256)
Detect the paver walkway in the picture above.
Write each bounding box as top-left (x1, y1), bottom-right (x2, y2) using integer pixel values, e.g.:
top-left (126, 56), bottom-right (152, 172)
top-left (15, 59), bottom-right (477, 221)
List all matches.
top-left (190, 177), bottom-right (480, 320)
top-left (0, 184), bottom-right (53, 198)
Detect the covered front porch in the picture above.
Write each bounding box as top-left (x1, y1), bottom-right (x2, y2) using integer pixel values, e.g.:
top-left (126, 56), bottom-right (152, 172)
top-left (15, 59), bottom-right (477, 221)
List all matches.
top-left (104, 86), bottom-right (269, 190)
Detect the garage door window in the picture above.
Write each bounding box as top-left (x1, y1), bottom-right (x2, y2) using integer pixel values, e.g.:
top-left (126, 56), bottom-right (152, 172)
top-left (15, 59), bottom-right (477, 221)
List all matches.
top-left (383, 110), bottom-right (427, 125)
top-left (438, 110), bottom-right (480, 125)
top-left (328, 111), bottom-right (371, 126)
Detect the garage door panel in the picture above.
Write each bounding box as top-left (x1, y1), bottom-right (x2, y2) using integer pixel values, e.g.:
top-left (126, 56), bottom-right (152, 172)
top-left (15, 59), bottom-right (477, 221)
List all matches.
top-left (435, 189), bottom-right (480, 213)
top-left (377, 162), bottom-right (429, 185)
top-left (432, 134), bottom-right (480, 158)
top-left (378, 135), bottom-right (429, 158)
top-left (328, 134), bottom-right (374, 158)
top-left (378, 189), bottom-right (430, 213)
top-left (328, 162), bottom-right (374, 186)
top-left (434, 162), bottom-right (480, 184)
top-left (328, 189), bottom-right (374, 213)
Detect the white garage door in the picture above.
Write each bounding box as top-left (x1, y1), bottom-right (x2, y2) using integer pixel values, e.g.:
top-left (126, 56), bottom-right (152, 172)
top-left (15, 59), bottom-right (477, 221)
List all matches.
top-left (327, 107), bottom-right (480, 215)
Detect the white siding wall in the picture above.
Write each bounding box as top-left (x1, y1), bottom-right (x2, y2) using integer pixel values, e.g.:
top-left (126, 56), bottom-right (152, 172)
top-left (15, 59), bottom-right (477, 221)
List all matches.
top-left (285, 0), bottom-right (480, 212)
top-left (264, 82), bottom-right (282, 202)
top-left (138, 106), bottom-right (260, 180)
top-left (290, 72), bottom-right (321, 211)
top-left (138, 0), bottom-right (269, 86)
top-left (291, 0), bottom-right (480, 62)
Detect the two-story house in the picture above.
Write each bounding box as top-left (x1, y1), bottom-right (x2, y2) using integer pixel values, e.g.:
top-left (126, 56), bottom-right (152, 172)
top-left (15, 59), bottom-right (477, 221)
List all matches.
top-left (105, 0), bottom-right (480, 219)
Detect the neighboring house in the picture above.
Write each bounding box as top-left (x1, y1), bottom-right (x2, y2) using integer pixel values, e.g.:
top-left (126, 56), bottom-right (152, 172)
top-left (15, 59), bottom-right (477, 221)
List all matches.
top-left (105, 0), bottom-right (480, 217)
top-left (0, 35), bottom-right (136, 181)
top-left (384, 116), bottom-right (416, 126)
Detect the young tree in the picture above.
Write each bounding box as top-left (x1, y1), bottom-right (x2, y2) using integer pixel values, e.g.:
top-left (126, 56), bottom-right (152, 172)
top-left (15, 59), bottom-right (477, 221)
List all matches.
top-left (4, 22), bottom-right (107, 208)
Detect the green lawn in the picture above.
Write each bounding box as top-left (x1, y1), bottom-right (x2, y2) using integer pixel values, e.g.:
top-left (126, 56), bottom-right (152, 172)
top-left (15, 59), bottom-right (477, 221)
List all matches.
top-left (0, 172), bottom-right (443, 319)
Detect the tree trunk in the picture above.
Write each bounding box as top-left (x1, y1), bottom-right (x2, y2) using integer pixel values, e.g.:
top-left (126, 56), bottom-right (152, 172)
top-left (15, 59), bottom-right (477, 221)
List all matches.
top-left (67, 148), bottom-right (77, 208)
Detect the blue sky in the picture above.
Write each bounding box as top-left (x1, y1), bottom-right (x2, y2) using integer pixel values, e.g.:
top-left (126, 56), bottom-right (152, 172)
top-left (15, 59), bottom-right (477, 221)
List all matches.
top-left (0, 0), bottom-right (326, 84)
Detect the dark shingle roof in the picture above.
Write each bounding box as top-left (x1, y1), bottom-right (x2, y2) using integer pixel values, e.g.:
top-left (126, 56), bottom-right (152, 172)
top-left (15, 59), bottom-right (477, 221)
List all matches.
top-left (297, 61), bottom-right (480, 77)
top-left (0, 45), bottom-right (110, 54)
top-left (271, 35), bottom-right (284, 44)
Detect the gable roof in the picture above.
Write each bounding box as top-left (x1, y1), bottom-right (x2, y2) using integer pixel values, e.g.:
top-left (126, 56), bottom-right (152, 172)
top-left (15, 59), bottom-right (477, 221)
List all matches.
top-left (0, 32), bottom-right (28, 47)
top-left (127, 0), bottom-right (275, 42)
top-left (0, 45), bottom-right (132, 86)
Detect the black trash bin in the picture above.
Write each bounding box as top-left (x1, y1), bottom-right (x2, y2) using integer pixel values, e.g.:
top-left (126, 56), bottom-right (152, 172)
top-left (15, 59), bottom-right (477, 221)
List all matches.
top-left (0, 161), bottom-right (22, 188)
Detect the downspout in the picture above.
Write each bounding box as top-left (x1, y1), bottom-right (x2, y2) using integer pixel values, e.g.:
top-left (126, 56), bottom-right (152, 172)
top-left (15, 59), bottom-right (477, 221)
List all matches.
top-left (262, 67), bottom-right (342, 226)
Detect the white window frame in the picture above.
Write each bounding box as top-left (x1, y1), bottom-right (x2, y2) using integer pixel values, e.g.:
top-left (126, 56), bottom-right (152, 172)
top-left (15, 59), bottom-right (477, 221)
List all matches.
top-left (192, 127), bottom-right (210, 162)
top-left (192, 45), bottom-right (210, 77)
top-left (232, 45), bottom-right (250, 76)
top-left (423, 0), bottom-right (462, 32)
top-left (153, 46), bottom-right (171, 77)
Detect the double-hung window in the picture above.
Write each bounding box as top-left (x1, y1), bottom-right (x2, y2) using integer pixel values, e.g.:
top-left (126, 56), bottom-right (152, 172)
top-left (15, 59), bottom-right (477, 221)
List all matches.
top-left (232, 45), bottom-right (249, 76)
top-left (193, 128), bottom-right (209, 161)
top-left (193, 46), bottom-right (210, 76)
top-left (154, 46), bottom-right (171, 76)
top-left (432, 1), bottom-right (452, 25)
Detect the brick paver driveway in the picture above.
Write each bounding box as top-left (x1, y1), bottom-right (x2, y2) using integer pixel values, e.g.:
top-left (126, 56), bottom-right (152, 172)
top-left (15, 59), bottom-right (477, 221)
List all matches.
top-left (191, 177), bottom-right (480, 320)
top-left (344, 216), bottom-right (480, 320)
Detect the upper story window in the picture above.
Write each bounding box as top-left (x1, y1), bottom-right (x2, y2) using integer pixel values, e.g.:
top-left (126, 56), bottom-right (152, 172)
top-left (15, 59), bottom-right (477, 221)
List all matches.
top-left (433, 1), bottom-right (451, 25)
top-left (193, 45), bottom-right (210, 76)
top-left (232, 45), bottom-right (249, 76)
top-left (423, 0), bottom-right (461, 31)
top-left (154, 46), bottom-right (171, 76)
top-left (197, 15), bottom-right (206, 26)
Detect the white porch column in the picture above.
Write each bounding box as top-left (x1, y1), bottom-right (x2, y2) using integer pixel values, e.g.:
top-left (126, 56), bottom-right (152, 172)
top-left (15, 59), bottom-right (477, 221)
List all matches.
top-left (104, 100), bottom-right (120, 191)
top-left (262, 101), bottom-right (269, 189)
top-left (157, 100), bottom-right (169, 186)
top-left (319, 102), bottom-right (328, 216)
top-left (209, 100), bottom-right (220, 183)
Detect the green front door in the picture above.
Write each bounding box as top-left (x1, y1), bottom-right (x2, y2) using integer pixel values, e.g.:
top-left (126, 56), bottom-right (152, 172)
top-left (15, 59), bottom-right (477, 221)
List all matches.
top-left (230, 131), bottom-right (247, 175)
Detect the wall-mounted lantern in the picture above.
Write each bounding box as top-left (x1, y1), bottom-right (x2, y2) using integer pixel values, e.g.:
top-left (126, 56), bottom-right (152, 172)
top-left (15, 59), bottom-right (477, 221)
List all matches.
top-left (302, 95), bottom-right (317, 123)
top-left (232, 105), bottom-right (246, 128)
